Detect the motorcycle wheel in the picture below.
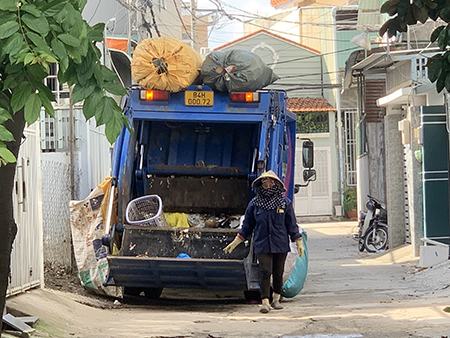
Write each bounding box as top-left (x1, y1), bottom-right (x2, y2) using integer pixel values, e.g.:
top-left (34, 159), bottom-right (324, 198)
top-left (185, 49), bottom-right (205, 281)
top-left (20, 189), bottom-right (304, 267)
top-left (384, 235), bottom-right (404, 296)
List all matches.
top-left (364, 226), bottom-right (388, 253)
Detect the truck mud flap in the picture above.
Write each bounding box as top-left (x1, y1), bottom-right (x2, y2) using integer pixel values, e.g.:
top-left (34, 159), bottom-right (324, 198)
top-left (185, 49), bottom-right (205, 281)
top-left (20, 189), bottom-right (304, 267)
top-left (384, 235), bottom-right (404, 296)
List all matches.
top-left (106, 256), bottom-right (248, 290)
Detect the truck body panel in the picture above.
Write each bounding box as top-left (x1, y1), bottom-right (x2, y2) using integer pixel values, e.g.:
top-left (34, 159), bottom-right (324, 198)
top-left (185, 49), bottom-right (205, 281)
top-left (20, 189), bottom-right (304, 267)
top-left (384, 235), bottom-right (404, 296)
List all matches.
top-left (107, 87), bottom-right (298, 294)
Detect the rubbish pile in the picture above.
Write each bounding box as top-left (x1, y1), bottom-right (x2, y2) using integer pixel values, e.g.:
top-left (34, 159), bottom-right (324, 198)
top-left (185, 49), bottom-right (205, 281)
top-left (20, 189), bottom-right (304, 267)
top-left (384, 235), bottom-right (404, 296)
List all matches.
top-left (131, 37), bottom-right (278, 93)
top-left (125, 195), bottom-right (243, 229)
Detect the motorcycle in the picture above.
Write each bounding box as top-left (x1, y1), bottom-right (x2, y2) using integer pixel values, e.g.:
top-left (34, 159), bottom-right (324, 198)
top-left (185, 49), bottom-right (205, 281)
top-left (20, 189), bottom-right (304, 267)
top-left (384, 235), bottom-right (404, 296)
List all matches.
top-left (356, 195), bottom-right (389, 253)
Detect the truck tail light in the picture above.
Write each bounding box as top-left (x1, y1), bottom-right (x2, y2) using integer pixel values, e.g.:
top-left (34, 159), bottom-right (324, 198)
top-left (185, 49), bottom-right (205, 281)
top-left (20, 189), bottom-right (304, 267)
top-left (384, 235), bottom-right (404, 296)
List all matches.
top-left (140, 89), bottom-right (169, 101)
top-left (229, 92), bottom-right (260, 103)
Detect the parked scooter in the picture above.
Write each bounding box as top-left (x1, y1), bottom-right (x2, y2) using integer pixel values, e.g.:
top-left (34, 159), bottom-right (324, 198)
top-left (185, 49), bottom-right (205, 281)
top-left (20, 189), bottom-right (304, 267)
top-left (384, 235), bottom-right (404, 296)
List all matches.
top-left (356, 195), bottom-right (389, 253)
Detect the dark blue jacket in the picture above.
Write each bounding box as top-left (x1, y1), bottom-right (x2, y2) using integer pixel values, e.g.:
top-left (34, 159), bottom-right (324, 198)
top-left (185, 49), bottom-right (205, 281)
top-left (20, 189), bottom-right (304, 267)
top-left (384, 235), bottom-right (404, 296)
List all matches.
top-left (239, 198), bottom-right (301, 255)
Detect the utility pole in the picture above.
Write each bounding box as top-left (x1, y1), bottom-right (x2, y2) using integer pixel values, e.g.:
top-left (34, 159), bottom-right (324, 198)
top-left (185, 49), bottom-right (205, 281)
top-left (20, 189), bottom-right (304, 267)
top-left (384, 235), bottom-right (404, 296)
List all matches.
top-left (127, 0), bottom-right (133, 55)
top-left (191, 0), bottom-right (197, 51)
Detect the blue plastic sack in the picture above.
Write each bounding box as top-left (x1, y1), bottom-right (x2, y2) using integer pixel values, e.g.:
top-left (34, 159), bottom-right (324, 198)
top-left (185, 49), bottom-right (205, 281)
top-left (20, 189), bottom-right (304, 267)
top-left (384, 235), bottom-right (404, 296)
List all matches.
top-left (177, 253), bottom-right (191, 259)
top-left (281, 233), bottom-right (308, 298)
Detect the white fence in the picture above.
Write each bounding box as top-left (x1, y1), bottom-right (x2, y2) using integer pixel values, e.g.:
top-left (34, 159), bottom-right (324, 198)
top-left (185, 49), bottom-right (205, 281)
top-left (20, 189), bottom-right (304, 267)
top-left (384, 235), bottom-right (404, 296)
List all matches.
top-left (7, 124), bottom-right (44, 296)
top-left (40, 107), bottom-right (112, 268)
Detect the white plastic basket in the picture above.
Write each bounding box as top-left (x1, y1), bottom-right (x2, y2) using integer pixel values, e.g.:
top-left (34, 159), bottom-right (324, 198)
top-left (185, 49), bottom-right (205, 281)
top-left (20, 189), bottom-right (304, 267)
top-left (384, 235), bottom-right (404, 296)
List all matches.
top-left (125, 195), bottom-right (167, 227)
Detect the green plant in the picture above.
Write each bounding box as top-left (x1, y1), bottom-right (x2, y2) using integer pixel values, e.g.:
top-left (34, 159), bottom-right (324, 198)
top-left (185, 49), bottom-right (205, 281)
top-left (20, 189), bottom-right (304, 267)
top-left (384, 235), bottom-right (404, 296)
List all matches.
top-left (380, 0), bottom-right (450, 93)
top-left (0, 0), bottom-right (127, 328)
top-left (343, 187), bottom-right (357, 212)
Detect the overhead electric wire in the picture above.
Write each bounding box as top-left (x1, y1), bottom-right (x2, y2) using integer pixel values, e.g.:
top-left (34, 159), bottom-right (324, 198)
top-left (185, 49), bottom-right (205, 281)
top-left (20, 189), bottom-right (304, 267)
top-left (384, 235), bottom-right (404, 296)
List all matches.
top-left (147, 0), bottom-right (161, 37)
top-left (206, 0), bottom-right (353, 41)
top-left (172, 0), bottom-right (195, 42)
top-left (267, 46), bottom-right (359, 66)
top-left (217, 0), bottom-right (357, 28)
top-left (278, 70), bottom-right (344, 79)
top-left (88, 0), bottom-right (102, 23)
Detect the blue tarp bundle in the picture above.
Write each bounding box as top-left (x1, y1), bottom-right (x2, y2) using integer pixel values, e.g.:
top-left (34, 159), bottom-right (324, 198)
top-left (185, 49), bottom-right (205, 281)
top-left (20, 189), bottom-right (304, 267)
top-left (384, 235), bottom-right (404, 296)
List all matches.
top-left (281, 232), bottom-right (308, 298)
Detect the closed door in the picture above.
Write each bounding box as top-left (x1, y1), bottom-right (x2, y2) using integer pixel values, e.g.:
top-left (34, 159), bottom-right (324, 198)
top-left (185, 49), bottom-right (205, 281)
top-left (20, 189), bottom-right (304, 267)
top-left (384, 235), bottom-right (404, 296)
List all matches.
top-left (8, 125), bottom-right (43, 296)
top-left (295, 146), bottom-right (332, 216)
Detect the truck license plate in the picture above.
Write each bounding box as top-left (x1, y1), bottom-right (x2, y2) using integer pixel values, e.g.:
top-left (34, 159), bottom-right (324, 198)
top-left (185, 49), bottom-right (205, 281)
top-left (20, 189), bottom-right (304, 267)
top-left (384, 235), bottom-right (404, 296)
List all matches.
top-left (185, 91), bottom-right (214, 106)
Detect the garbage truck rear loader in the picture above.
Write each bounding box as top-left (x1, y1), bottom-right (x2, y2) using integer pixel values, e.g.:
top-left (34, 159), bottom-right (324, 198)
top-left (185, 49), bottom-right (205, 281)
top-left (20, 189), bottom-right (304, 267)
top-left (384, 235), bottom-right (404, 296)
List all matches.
top-left (105, 87), bottom-right (315, 299)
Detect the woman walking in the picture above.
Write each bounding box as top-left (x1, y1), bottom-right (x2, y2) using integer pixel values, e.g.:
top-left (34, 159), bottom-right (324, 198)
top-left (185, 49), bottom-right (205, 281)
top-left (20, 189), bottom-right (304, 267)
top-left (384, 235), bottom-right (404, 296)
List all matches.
top-left (224, 171), bottom-right (304, 313)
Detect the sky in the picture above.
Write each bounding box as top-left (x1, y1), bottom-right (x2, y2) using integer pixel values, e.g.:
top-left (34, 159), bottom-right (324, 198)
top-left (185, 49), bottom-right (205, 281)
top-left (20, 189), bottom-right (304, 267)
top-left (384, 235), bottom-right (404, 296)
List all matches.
top-left (197, 0), bottom-right (277, 48)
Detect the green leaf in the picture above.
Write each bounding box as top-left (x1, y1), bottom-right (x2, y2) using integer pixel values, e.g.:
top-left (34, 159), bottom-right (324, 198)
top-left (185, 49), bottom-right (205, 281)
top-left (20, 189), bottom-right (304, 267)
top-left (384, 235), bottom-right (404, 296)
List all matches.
top-left (76, 0), bottom-right (88, 11)
top-left (24, 53), bottom-right (36, 65)
top-left (11, 83), bottom-right (32, 112)
top-left (0, 20), bottom-right (19, 39)
top-left (0, 0), bottom-right (18, 11)
top-left (26, 31), bottom-right (51, 53)
top-left (100, 66), bottom-right (118, 82)
top-left (445, 73), bottom-right (450, 92)
top-left (0, 145), bottom-right (16, 163)
top-left (72, 83), bottom-right (96, 104)
top-left (427, 56), bottom-right (443, 83)
top-left (24, 93), bottom-right (42, 124)
top-left (103, 81), bottom-right (127, 96)
top-left (51, 38), bottom-right (68, 71)
top-left (105, 109), bottom-right (124, 144)
top-left (0, 125), bottom-right (14, 142)
top-left (58, 33), bottom-right (80, 47)
top-left (0, 108), bottom-right (12, 123)
top-left (95, 96), bottom-right (116, 125)
top-left (3, 33), bottom-right (25, 56)
top-left (431, 26), bottom-right (445, 43)
top-left (436, 71), bottom-right (446, 93)
top-left (438, 26), bottom-right (448, 50)
top-left (87, 23), bottom-right (105, 42)
top-left (76, 54), bottom-right (95, 86)
top-left (40, 52), bottom-right (58, 63)
top-left (43, 0), bottom-right (68, 17)
top-left (440, 8), bottom-right (450, 22)
top-left (38, 92), bottom-right (55, 117)
top-left (21, 4), bottom-right (42, 17)
top-left (83, 90), bottom-right (102, 120)
top-left (21, 14), bottom-right (50, 36)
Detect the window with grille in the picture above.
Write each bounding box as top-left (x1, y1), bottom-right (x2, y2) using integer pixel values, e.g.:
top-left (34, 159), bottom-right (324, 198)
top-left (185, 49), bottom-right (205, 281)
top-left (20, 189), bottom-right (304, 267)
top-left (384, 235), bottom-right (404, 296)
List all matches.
top-left (344, 110), bottom-right (357, 186)
top-left (296, 112), bottom-right (330, 134)
top-left (44, 64), bottom-right (69, 103)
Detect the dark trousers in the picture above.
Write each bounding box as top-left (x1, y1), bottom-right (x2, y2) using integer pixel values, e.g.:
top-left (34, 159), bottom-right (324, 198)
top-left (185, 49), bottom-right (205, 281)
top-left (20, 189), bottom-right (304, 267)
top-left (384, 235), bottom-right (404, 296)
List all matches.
top-left (258, 252), bottom-right (288, 299)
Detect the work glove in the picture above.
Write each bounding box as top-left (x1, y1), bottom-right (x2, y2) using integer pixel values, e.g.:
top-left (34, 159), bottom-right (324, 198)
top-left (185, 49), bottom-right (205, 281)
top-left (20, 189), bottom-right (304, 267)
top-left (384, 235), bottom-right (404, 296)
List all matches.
top-left (223, 236), bottom-right (244, 254)
top-left (296, 238), bottom-right (304, 257)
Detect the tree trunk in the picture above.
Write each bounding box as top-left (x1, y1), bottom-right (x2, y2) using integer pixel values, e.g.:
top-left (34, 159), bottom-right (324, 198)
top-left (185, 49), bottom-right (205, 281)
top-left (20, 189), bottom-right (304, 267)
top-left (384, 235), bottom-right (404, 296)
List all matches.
top-left (0, 111), bottom-right (26, 331)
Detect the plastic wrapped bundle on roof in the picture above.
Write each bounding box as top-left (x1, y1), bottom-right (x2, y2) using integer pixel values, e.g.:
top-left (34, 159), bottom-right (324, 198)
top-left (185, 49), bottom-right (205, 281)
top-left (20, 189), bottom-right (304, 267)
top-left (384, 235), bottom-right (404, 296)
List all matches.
top-left (201, 49), bottom-right (279, 92)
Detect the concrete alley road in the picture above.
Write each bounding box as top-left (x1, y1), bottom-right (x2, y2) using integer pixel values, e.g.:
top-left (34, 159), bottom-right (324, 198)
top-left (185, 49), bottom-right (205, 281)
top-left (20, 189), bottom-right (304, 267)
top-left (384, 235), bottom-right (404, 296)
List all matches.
top-left (7, 221), bottom-right (450, 338)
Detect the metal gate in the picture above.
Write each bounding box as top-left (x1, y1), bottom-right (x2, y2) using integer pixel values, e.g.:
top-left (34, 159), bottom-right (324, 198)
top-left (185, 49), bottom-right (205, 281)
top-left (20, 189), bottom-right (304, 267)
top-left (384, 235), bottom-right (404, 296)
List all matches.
top-left (7, 124), bottom-right (44, 297)
top-left (295, 146), bottom-right (332, 216)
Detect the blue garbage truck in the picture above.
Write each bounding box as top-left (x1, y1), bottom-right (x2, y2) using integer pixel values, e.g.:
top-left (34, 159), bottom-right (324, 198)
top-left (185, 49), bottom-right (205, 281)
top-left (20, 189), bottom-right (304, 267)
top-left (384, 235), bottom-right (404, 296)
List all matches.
top-left (105, 86), bottom-right (315, 299)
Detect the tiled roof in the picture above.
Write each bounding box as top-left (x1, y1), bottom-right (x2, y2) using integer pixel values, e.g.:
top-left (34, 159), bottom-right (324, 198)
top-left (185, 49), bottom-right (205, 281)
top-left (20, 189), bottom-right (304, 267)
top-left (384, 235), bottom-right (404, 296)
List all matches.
top-left (214, 29), bottom-right (320, 55)
top-left (287, 97), bottom-right (336, 113)
top-left (271, 0), bottom-right (294, 7)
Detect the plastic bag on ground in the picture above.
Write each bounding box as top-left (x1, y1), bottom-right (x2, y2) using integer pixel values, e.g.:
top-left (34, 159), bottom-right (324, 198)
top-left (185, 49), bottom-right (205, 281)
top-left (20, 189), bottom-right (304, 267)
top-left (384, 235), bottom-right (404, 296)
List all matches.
top-left (69, 177), bottom-right (121, 297)
top-left (201, 49), bottom-right (279, 92)
top-left (282, 232), bottom-right (309, 298)
top-left (131, 37), bottom-right (202, 92)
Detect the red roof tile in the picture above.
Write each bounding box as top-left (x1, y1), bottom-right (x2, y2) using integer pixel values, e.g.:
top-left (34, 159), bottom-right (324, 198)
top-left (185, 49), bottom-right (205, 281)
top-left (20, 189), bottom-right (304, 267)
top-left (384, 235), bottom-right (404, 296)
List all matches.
top-left (287, 97), bottom-right (336, 113)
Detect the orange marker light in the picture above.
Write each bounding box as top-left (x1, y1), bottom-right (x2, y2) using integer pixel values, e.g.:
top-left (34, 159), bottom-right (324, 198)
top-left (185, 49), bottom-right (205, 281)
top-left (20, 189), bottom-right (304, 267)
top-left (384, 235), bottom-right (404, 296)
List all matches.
top-left (140, 89), bottom-right (169, 101)
top-left (230, 92), bottom-right (260, 103)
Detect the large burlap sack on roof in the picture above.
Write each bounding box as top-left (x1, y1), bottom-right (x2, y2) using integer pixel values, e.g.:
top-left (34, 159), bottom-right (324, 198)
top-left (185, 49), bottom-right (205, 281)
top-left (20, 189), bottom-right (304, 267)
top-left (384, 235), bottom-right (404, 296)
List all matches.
top-left (201, 49), bottom-right (279, 92)
top-left (131, 37), bottom-right (202, 92)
